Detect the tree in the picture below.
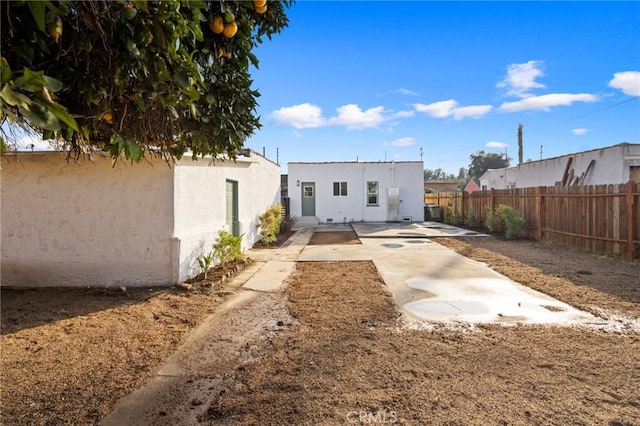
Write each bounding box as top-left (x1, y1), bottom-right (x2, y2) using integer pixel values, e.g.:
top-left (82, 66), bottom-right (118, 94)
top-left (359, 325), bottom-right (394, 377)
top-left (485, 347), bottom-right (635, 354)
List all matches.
top-left (424, 168), bottom-right (455, 181)
top-left (0, 0), bottom-right (291, 161)
top-left (467, 150), bottom-right (510, 180)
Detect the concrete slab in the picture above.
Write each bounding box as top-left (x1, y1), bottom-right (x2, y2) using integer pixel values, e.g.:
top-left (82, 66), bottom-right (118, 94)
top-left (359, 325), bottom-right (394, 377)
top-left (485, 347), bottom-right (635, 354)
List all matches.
top-left (351, 221), bottom-right (488, 238)
top-left (242, 261), bottom-right (296, 293)
top-left (298, 237), bottom-right (601, 327)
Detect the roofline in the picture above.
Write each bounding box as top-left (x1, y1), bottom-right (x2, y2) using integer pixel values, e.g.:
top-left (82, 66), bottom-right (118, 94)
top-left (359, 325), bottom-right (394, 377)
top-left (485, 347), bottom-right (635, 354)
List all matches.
top-left (481, 142), bottom-right (638, 175)
top-left (288, 160), bottom-right (423, 165)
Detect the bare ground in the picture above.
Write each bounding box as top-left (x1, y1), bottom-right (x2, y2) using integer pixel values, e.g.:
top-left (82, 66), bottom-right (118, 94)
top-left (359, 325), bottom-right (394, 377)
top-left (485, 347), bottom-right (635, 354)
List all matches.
top-left (1, 232), bottom-right (639, 425)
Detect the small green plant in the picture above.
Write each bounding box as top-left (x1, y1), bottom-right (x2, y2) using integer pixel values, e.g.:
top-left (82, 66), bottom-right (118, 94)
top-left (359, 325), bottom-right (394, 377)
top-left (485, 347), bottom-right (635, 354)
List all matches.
top-left (443, 203), bottom-right (462, 226)
top-left (280, 214), bottom-right (298, 236)
top-left (485, 206), bottom-right (501, 233)
top-left (485, 204), bottom-right (526, 239)
top-left (213, 230), bottom-right (243, 264)
top-left (197, 250), bottom-right (214, 279)
top-left (257, 204), bottom-right (283, 243)
top-left (463, 205), bottom-right (479, 228)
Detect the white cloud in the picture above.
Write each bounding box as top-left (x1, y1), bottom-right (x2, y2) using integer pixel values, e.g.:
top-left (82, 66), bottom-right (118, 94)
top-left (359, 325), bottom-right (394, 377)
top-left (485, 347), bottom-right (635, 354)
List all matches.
top-left (384, 137), bottom-right (416, 147)
top-left (452, 105), bottom-right (493, 120)
top-left (413, 100), bottom-right (492, 120)
top-left (270, 103), bottom-right (325, 129)
top-left (497, 60), bottom-right (545, 98)
top-left (390, 110), bottom-right (415, 119)
top-left (15, 134), bottom-right (56, 151)
top-left (572, 128), bottom-right (588, 136)
top-left (499, 93), bottom-right (598, 112)
top-left (608, 71), bottom-right (640, 96)
top-left (413, 99), bottom-right (458, 118)
top-left (486, 141), bottom-right (508, 149)
top-left (328, 104), bottom-right (386, 130)
top-left (270, 103), bottom-right (390, 130)
top-left (392, 87), bottom-right (419, 96)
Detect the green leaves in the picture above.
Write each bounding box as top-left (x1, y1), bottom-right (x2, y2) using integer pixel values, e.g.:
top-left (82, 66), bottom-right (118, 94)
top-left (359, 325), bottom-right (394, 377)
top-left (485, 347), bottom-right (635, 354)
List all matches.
top-left (108, 133), bottom-right (144, 163)
top-left (1, 0), bottom-right (291, 160)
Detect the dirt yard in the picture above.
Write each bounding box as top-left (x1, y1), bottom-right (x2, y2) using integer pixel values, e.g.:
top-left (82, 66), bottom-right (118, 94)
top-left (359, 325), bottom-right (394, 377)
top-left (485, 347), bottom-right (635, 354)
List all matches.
top-left (1, 232), bottom-right (639, 425)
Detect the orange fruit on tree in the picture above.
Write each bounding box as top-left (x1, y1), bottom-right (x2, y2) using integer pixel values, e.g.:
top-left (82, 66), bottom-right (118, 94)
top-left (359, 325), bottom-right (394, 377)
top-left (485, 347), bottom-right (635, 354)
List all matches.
top-left (102, 112), bottom-right (113, 124)
top-left (253, 0), bottom-right (267, 8)
top-left (210, 16), bottom-right (224, 34)
top-left (223, 21), bottom-right (238, 38)
top-left (255, 5), bottom-right (267, 14)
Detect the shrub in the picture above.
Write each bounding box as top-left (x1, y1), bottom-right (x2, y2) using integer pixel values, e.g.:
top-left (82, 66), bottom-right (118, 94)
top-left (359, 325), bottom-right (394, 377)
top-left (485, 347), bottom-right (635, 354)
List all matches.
top-left (443, 203), bottom-right (462, 226)
top-left (463, 205), bottom-right (479, 228)
top-left (213, 230), bottom-right (243, 264)
top-left (485, 204), bottom-right (526, 239)
top-left (257, 204), bottom-right (283, 243)
top-left (280, 214), bottom-right (298, 236)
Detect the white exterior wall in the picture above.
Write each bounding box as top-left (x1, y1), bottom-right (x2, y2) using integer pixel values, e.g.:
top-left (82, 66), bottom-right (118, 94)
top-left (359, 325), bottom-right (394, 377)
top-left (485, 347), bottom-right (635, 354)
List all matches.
top-left (288, 161), bottom-right (424, 223)
top-left (480, 143), bottom-right (640, 189)
top-left (172, 152), bottom-right (280, 282)
top-left (1, 153), bottom-right (174, 287)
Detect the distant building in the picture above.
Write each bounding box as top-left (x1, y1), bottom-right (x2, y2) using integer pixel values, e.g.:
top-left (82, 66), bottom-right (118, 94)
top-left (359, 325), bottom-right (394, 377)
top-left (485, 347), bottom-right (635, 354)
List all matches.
top-left (288, 160), bottom-right (424, 224)
top-left (424, 181), bottom-right (459, 193)
top-left (463, 178), bottom-right (481, 192)
top-left (480, 143), bottom-right (640, 190)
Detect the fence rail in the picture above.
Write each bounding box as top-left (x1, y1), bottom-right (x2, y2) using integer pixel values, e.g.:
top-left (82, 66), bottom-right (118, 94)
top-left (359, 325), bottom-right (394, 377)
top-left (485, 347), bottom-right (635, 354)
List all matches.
top-left (424, 181), bottom-right (639, 260)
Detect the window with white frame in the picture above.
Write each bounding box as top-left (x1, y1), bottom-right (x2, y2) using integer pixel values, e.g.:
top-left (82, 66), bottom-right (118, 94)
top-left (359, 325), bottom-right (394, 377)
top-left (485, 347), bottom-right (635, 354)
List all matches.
top-left (367, 181), bottom-right (379, 206)
top-left (333, 181), bottom-right (348, 196)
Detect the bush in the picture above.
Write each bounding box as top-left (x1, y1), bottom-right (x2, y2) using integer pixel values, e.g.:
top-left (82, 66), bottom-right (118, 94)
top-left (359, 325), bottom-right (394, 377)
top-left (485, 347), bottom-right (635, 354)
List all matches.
top-left (443, 203), bottom-right (462, 226)
top-left (463, 205), bottom-right (480, 229)
top-left (213, 230), bottom-right (243, 264)
top-left (280, 215), bottom-right (298, 235)
top-left (257, 204), bottom-right (283, 243)
top-left (485, 204), bottom-right (526, 239)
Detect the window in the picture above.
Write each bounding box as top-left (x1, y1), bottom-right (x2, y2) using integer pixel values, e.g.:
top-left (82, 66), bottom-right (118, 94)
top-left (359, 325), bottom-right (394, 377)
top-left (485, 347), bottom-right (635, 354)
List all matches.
top-left (303, 185), bottom-right (314, 197)
top-left (333, 181), bottom-right (348, 196)
top-left (367, 181), bottom-right (379, 205)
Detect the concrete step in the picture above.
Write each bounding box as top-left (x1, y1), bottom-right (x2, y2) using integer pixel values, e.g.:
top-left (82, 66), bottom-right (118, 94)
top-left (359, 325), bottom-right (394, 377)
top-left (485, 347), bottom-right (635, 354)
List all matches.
top-left (294, 216), bottom-right (319, 229)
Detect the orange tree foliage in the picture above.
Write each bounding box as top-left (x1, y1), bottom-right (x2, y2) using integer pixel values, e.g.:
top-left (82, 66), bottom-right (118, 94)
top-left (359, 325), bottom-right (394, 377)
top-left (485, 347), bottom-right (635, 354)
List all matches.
top-left (0, 0), bottom-right (291, 161)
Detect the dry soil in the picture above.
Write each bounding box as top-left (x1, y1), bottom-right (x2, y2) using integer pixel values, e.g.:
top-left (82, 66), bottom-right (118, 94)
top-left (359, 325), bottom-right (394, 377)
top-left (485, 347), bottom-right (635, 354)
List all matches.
top-left (1, 232), bottom-right (639, 425)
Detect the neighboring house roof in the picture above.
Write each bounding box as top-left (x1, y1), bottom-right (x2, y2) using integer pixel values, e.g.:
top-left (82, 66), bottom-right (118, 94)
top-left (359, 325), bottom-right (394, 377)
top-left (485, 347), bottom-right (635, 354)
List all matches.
top-left (464, 178), bottom-right (481, 192)
top-left (424, 181), bottom-right (459, 192)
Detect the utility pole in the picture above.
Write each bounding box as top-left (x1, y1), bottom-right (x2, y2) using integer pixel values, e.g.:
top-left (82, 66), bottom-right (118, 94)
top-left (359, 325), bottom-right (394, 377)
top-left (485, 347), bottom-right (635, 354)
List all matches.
top-left (540, 145), bottom-right (543, 160)
top-left (420, 147), bottom-right (423, 161)
top-left (517, 123), bottom-right (523, 164)
top-left (276, 147), bottom-right (279, 165)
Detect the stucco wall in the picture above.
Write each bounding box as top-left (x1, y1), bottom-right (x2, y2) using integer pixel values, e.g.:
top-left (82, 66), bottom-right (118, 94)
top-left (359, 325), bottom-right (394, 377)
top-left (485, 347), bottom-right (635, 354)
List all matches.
top-left (287, 161), bottom-right (424, 223)
top-left (172, 152), bottom-right (280, 282)
top-left (481, 143), bottom-right (640, 189)
top-left (1, 153), bottom-right (174, 287)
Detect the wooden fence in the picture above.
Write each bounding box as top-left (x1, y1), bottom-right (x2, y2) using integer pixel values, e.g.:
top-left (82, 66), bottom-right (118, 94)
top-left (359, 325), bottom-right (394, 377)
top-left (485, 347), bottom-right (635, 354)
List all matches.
top-left (424, 181), bottom-right (640, 261)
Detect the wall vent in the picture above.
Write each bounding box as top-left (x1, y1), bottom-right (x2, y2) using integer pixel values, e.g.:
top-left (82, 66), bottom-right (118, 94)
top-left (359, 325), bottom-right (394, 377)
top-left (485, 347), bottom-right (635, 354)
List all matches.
top-left (326, 218), bottom-right (333, 223)
top-left (402, 216), bottom-right (412, 222)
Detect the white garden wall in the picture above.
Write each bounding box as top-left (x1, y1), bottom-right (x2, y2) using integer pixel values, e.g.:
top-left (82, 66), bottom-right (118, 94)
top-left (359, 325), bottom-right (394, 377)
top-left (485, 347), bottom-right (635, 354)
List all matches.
top-left (1, 150), bottom-right (281, 287)
top-left (287, 161), bottom-right (424, 223)
top-left (1, 153), bottom-right (174, 287)
top-left (172, 152), bottom-right (281, 282)
top-left (480, 143), bottom-right (640, 189)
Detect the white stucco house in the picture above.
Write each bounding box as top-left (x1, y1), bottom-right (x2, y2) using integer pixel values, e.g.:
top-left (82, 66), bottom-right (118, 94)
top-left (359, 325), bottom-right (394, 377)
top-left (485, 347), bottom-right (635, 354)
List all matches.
top-left (480, 143), bottom-right (640, 190)
top-left (1, 150), bottom-right (281, 287)
top-left (287, 161), bottom-right (424, 223)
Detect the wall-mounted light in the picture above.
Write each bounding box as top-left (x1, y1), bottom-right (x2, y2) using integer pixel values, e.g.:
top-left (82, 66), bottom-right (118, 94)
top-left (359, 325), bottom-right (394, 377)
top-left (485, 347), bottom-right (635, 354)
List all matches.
top-left (296, 180), bottom-right (300, 187)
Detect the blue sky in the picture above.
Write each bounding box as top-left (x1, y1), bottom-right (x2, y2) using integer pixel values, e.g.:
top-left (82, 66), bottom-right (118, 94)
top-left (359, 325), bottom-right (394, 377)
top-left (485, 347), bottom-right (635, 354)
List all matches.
top-left (11, 1), bottom-right (640, 177)
top-left (244, 1), bottom-right (640, 175)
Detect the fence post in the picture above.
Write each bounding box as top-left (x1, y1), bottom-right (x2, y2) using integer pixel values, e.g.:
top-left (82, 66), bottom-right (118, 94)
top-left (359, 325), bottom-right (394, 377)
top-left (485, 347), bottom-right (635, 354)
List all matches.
top-left (627, 181), bottom-right (635, 261)
top-left (535, 187), bottom-right (542, 240)
top-left (490, 188), bottom-right (496, 213)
